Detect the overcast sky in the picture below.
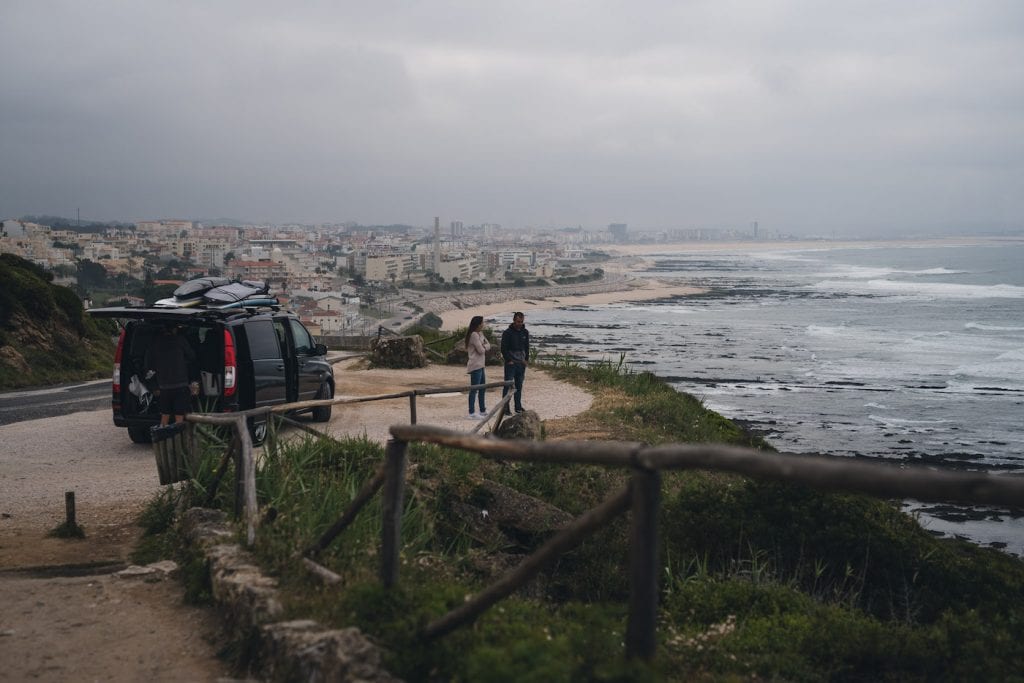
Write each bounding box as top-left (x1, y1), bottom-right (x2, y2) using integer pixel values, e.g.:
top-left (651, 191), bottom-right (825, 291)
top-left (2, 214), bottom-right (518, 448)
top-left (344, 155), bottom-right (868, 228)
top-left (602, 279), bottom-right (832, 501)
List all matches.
top-left (2, 2), bottom-right (1021, 235)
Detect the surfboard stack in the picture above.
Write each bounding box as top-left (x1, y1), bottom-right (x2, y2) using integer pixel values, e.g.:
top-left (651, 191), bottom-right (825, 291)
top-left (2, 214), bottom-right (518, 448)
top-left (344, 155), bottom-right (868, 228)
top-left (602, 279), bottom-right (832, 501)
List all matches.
top-left (155, 277), bottom-right (277, 309)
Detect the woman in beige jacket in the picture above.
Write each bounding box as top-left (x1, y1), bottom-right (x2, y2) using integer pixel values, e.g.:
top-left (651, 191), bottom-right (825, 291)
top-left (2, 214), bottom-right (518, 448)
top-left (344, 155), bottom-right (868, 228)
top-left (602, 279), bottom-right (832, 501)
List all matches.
top-left (465, 315), bottom-right (491, 419)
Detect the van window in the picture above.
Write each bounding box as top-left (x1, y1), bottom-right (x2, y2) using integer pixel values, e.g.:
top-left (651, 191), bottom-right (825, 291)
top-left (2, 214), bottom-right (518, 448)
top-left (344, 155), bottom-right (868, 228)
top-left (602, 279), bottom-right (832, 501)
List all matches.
top-left (245, 320), bottom-right (282, 360)
top-left (288, 319), bottom-right (314, 355)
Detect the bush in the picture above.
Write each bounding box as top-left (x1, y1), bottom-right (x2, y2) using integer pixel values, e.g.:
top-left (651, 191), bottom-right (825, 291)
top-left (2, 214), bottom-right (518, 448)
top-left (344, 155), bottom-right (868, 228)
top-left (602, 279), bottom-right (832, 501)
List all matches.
top-left (419, 312), bottom-right (443, 329)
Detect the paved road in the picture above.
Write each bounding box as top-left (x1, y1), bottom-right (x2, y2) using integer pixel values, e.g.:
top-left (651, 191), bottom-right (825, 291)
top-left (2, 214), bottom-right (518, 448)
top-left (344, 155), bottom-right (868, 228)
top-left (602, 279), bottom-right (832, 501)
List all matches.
top-left (0, 379), bottom-right (110, 426)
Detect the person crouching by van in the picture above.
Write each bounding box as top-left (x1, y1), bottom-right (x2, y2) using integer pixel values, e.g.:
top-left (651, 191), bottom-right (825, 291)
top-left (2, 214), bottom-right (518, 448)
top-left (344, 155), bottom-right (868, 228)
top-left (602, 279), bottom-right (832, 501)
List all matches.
top-left (145, 323), bottom-right (199, 425)
top-left (500, 311), bottom-right (529, 414)
top-left (465, 315), bottom-right (490, 419)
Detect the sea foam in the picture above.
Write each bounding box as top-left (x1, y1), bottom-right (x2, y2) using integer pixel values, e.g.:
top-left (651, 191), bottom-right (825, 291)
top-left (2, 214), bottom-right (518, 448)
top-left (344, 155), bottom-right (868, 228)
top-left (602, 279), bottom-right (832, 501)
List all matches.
top-left (813, 279), bottom-right (1024, 299)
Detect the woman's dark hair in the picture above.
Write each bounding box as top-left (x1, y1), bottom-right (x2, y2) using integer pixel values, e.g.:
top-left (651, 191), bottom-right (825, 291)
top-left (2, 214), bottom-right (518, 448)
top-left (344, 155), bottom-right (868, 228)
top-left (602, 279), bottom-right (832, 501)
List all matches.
top-left (465, 315), bottom-right (484, 346)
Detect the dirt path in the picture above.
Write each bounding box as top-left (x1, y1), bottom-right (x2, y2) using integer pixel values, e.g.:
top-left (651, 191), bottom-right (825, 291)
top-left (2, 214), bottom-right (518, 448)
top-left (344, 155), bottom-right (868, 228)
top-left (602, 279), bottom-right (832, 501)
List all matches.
top-left (322, 359), bottom-right (593, 442)
top-left (0, 360), bottom-right (594, 681)
top-left (0, 410), bottom-right (232, 682)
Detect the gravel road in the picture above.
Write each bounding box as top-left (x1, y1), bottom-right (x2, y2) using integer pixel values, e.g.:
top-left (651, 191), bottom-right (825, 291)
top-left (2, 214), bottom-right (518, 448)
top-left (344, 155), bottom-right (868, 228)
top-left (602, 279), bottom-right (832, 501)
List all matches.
top-left (0, 360), bottom-right (594, 681)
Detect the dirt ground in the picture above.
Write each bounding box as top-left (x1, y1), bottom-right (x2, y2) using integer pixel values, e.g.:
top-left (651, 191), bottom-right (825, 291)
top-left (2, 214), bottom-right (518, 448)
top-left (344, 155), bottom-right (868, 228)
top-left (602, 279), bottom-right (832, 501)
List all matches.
top-left (0, 359), bottom-right (593, 682)
top-left (321, 358), bottom-right (593, 442)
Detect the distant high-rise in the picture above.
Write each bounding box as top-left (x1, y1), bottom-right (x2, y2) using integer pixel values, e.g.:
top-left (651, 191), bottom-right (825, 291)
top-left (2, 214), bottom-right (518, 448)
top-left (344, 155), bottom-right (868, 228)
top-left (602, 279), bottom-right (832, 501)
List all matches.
top-left (450, 220), bottom-right (463, 237)
top-left (608, 223), bottom-right (628, 243)
top-left (433, 217), bottom-right (441, 271)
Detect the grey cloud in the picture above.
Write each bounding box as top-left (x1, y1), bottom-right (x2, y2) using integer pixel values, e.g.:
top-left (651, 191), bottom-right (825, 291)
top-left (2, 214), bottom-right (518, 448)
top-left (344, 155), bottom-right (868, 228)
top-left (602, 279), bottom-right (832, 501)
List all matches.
top-left (1, 0), bottom-right (1021, 233)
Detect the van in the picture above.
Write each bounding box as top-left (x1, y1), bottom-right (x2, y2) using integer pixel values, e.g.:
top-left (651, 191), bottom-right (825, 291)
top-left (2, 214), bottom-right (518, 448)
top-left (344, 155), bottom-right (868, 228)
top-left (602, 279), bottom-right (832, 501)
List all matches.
top-left (87, 305), bottom-right (334, 445)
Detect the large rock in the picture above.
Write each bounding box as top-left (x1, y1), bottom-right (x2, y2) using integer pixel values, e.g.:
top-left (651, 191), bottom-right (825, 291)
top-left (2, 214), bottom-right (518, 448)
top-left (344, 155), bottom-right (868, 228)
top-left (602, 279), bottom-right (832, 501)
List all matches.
top-left (469, 479), bottom-right (573, 543)
top-left (260, 620), bottom-right (401, 683)
top-left (445, 340), bottom-right (502, 366)
top-left (494, 410), bottom-right (541, 440)
top-left (369, 335), bottom-right (428, 369)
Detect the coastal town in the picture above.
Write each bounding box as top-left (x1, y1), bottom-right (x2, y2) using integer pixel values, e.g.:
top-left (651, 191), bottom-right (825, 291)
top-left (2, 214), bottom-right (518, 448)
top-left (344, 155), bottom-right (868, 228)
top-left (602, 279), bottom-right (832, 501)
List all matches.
top-left (0, 216), bottom-right (764, 338)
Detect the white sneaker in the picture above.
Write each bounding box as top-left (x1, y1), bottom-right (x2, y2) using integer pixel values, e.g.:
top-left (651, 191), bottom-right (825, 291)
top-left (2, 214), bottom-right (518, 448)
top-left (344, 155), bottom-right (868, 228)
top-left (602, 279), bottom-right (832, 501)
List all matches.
top-left (466, 414), bottom-right (478, 420)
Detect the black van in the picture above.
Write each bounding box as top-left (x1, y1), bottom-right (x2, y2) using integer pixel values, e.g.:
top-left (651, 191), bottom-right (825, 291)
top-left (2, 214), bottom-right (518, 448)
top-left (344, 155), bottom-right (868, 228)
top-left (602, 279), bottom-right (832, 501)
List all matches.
top-left (88, 305), bottom-right (334, 445)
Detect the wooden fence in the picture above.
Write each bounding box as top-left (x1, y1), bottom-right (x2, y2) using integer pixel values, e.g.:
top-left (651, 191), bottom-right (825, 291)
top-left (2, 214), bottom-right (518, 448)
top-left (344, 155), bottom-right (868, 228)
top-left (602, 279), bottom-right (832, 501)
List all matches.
top-left (379, 426), bottom-right (1021, 660)
top-left (182, 380), bottom-right (514, 544)
top-left (182, 397), bottom-right (1024, 661)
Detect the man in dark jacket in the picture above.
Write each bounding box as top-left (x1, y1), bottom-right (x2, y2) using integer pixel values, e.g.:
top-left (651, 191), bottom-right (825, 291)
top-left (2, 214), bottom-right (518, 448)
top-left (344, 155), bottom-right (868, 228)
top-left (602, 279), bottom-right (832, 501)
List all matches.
top-left (500, 312), bottom-right (529, 414)
top-left (145, 323), bottom-right (199, 425)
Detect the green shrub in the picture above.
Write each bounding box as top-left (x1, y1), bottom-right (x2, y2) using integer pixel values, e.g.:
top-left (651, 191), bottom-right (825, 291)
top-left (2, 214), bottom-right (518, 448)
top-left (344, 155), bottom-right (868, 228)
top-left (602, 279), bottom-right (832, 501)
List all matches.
top-left (137, 355), bottom-right (1024, 681)
top-left (420, 312), bottom-right (443, 329)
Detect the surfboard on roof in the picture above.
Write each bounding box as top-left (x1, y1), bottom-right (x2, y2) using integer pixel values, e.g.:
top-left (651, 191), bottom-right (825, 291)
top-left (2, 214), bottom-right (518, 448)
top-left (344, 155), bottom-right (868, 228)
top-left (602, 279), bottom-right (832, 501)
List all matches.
top-left (154, 277), bottom-right (273, 309)
top-left (203, 280), bottom-right (270, 305)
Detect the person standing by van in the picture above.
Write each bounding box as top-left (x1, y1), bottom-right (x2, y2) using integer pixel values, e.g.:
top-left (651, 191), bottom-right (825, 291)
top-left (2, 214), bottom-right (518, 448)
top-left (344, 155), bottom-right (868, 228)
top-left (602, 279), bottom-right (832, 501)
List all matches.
top-left (500, 311), bottom-right (529, 414)
top-left (465, 315), bottom-right (490, 419)
top-left (145, 323), bottom-right (199, 425)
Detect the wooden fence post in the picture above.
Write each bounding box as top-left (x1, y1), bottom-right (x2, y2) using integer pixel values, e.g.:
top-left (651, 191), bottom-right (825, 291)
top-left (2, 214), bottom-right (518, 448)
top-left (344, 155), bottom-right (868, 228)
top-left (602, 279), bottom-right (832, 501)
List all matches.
top-left (64, 491), bottom-right (76, 527)
top-left (185, 422), bottom-right (198, 476)
top-left (381, 438), bottom-right (408, 588)
top-left (233, 423), bottom-right (246, 520)
top-left (409, 393), bottom-right (417, 425)
top-left (626, 466), bottom-right (661, 661)
top-left (236, 416), bottom-right (258, 547)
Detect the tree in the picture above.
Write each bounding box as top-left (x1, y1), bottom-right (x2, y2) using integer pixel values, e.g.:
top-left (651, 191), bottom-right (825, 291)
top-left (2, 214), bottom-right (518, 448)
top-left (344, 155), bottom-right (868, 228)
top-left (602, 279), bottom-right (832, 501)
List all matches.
top-left (76, 260), bottom-right (107, 289)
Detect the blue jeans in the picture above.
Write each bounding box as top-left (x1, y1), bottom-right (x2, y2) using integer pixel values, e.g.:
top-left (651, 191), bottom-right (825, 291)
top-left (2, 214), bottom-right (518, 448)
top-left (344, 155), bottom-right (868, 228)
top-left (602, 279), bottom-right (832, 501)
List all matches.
top-left (468, 368), bottom-right (486, 414)
top-left (503, 363), bottom-right (525, 411)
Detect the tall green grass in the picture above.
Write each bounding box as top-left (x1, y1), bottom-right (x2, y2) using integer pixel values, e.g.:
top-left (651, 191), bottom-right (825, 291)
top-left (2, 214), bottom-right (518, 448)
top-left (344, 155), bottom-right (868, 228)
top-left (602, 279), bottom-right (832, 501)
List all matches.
top-left (138, 354), bottom-right (1024, 681)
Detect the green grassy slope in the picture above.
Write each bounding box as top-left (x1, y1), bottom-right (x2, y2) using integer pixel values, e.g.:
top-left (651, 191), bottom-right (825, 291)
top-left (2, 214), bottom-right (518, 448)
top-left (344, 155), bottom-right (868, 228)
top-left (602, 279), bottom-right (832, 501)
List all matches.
top-left (146, 356), bottom-right (1024, 681)
top-left (0, 254), bottom-right (115, 389)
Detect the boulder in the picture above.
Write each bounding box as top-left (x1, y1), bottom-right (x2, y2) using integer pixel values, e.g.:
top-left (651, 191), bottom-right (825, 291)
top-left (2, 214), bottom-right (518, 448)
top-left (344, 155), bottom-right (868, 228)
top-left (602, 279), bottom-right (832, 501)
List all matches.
top-left (470, 479), bottom-right (573, 543)
top-left (494, 410), bottom-right (541, 440)
top-left (260, 620), bottom-right (401, 683)
top-left (369, 335), bottom-right (428, 369)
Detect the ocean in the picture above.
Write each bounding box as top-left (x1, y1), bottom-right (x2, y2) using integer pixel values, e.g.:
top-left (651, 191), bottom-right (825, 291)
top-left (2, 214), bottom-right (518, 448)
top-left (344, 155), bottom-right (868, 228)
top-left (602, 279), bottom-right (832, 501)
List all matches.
top-left (523, 241), bottom-right (1024, 554)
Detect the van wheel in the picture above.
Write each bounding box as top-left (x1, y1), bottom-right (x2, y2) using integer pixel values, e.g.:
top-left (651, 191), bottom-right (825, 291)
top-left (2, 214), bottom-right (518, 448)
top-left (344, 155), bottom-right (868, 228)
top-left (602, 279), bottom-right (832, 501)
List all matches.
top-left (128, 426), bottom-right (153, 444)
top-left (248, 417), bottom-right (268, 447)
top-left (312, 383), bottom-right (333, 422)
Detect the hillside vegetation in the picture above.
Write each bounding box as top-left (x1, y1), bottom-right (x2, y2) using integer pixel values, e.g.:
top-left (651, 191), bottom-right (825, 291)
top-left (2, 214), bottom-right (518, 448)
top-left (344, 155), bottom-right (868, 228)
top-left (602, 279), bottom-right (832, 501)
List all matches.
top-left (0, 254), bottom-right (115, 389)
top-left (146, 357), bottom-right (1024, 681)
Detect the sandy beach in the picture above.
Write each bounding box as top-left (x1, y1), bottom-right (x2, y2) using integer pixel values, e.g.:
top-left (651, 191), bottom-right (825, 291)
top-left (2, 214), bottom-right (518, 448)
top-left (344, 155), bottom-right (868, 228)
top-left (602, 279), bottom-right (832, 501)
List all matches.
top-left (601, 235), bottom-right (1024, 257)
top-left (439, 235), bottom-right (1024, 330)
top-left (439, 278), bottom-right (702, 330)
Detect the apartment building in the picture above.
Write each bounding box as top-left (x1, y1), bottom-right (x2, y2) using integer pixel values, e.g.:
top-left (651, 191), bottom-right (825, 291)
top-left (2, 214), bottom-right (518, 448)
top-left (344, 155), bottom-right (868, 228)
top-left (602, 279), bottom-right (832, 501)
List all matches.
top-left (436, 255), bottom-right (479, 283)
top-left (365, 252), bottom-right (418, 282)
top-left (225, 259), bottom-right (289, 283)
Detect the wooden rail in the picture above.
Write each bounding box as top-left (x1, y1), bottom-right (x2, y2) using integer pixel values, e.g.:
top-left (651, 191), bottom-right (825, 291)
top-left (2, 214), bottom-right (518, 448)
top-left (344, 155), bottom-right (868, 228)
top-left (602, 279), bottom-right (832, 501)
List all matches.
top-left (379, 425), bottom-right (1024, 660)
top-left (184, 396), bottom-right (1024, 663)
top-left (184, 380), bottom-right (514, 546)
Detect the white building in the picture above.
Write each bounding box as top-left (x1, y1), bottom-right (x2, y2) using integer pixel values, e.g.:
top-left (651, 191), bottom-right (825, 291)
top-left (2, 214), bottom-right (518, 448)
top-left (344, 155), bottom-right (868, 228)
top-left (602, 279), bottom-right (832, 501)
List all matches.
top-left (437, 256), bottom-right (478, 283)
